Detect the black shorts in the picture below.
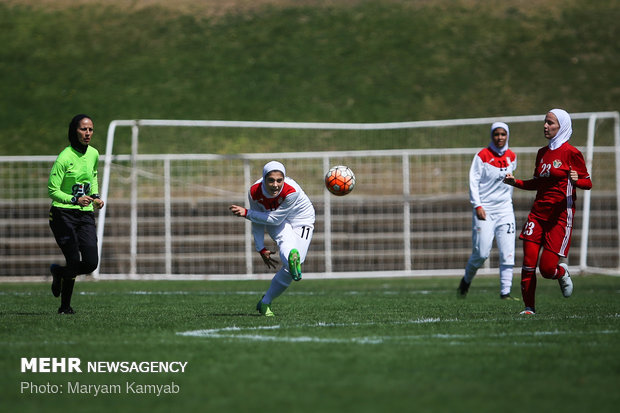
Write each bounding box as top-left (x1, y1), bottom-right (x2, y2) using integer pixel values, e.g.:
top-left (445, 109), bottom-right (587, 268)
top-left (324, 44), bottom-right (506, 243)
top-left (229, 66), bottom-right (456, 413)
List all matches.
top-left (49, 206), bottom-right (98, 249)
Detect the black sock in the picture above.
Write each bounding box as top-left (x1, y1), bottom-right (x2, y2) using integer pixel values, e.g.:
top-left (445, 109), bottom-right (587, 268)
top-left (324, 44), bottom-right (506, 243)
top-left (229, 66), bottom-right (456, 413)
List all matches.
top-left (60, 277), bottom-right (76, 309)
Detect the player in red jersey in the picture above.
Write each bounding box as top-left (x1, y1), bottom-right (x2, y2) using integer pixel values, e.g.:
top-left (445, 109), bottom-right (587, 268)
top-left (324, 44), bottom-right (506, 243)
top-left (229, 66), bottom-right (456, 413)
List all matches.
top-left (504, 109), bottom-right (592, 315)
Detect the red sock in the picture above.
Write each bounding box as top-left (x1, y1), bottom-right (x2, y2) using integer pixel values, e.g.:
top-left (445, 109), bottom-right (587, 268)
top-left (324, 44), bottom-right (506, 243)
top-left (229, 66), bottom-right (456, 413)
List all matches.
top-left (521, 267), bottom-right (537, 309)
top-left (521, 241), bottom-right (540, 309)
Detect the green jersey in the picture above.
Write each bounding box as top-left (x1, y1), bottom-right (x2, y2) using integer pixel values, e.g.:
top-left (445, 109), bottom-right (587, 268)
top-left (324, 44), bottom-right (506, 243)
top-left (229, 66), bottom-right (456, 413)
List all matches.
top-left (48, 145), bottom-right (100, 211)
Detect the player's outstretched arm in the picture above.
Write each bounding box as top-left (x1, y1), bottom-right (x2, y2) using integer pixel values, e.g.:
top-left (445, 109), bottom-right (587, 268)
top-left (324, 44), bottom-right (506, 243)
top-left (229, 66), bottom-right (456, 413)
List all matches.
top-left (229, 204), bottom-right (247, 217)
top-left (504, 173), bottom-right (539, 190)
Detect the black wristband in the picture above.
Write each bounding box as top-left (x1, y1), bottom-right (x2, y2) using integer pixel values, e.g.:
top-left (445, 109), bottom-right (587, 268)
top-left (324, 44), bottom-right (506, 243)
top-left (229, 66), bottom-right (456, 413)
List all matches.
top-left (91, 194), bottom-right (101, 200)
top-left (70, 196), bottom-right (78, 205)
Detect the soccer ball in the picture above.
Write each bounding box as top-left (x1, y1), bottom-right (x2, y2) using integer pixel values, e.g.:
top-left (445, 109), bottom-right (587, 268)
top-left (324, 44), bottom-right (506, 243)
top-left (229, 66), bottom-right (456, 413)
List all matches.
top-left (325, 165), bottom-right (356, 196)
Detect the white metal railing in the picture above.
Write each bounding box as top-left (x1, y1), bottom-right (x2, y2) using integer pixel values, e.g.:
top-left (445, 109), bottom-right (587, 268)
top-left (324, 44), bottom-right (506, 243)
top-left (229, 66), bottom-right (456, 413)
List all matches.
top-left (94, 112), bottom-right (620, 278)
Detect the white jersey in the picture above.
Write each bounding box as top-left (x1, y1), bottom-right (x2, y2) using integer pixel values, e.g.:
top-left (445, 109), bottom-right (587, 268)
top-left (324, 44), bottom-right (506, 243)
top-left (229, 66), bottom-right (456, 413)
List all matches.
top-left (469, 147), bottom-right (517, 214)
top-left (246, 177), bottom-right (315, 252)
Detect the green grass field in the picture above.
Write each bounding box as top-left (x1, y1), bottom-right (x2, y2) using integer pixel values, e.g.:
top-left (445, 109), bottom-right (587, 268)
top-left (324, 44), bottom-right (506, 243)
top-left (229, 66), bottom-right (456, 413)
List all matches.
top-left (0, 0), bottom-right (618, 155)
top-left (1, 275), bottom-right (618, 413)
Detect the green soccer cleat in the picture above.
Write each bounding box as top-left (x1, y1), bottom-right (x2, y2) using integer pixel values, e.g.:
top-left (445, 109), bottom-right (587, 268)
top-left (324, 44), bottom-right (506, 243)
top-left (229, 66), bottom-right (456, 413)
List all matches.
top-left (256, 297), bottom-right (274, 317)
top-left (500, 294), bottom-right (520, 301)
top-left (288, 249), bottom-right (302, 281)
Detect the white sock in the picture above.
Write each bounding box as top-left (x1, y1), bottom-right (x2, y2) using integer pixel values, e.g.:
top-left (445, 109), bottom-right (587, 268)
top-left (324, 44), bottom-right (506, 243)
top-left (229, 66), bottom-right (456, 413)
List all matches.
top-left (500, 264), bottom-right (513, 296)
top-left (263, 268), bottom-right (292, 304)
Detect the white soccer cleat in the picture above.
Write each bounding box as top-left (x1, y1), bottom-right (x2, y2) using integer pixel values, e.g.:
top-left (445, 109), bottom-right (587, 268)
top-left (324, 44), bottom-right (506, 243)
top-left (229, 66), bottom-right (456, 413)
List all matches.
top-left (558, 263), bottom-right (573, 298)
top-left (519, 307), bottom-right (536, 315)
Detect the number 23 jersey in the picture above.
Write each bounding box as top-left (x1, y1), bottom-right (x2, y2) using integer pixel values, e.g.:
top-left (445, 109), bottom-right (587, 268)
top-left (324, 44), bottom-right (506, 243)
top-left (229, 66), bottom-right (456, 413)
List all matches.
top-left (523, 142), bottom-right (591, 222)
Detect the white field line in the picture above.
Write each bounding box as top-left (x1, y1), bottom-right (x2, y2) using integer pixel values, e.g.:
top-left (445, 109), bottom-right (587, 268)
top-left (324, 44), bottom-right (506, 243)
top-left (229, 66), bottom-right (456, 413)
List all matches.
top-left (0, 288), bottom-right (615, 297)
top-left (119, 290), bottom-right (439, 296)
top-left (177, 319), bottom-right (619, 345)
top-left (0, 289), bottom-right (441, 296)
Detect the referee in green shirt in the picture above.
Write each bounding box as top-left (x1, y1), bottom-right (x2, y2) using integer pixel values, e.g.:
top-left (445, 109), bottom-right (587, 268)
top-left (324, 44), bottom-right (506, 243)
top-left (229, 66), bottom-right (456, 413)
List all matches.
top-left (48, 114), bottom-right (104, 314)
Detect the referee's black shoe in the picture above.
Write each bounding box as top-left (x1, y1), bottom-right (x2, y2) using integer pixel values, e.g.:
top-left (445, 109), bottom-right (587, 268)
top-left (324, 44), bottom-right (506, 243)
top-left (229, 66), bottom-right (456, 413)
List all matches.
top-left (50, 264), bottom-right (62, 297)
top-left (58, 306), bottom-right (75, 315)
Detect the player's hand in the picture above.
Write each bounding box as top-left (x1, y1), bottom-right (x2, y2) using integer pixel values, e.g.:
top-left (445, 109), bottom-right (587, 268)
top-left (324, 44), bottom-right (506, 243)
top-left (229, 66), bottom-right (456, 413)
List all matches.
top-left (475, 206), bottom-right (486, 220)
top-left (92, 198), bottom-right (104, 209)
top-left (229, 205), bottom-right (247, 217)
top-left (569, 168), bottom-right (579, 183)
top-left (503, 173), bottom-right (516, 186)
top-left (259, 248), bottom-right (278, 269)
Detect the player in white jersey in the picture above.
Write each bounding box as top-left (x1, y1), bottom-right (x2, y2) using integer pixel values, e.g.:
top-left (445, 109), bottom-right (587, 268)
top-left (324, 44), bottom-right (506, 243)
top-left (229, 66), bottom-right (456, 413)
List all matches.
top-left (458, 122), bottom-right (518, 299)
top-left (230, 161), bottom-right (315, 316)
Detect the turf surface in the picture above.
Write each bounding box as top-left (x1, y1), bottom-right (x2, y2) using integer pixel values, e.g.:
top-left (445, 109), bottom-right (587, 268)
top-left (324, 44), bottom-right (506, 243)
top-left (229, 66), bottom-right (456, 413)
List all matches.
top-left (1, 1), bottom-right (618, 155)
top-left (1, 275), bottom-right (619, 413)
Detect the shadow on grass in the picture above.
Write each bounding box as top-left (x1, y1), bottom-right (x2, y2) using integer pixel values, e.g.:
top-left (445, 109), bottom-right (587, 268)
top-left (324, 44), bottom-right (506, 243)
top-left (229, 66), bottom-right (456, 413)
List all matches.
top-left (208, 313), bottom-right (262, 317)
top-left (0, 311), bottom-right (50, 316)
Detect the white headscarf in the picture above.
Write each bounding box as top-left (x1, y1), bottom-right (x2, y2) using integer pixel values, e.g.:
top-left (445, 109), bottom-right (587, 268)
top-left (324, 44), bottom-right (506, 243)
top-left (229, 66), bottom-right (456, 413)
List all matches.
top-left (488, 122), bottom-right (510, 156)
top-left (261, 161), bottom-right (286, 198)
top-left (548, 108), bottom-right (572, 150)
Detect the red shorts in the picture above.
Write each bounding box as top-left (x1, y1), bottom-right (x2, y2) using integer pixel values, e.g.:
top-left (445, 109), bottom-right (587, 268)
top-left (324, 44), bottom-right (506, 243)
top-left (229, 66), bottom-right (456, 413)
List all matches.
top-left (519, 213), bottom-right (573, 257)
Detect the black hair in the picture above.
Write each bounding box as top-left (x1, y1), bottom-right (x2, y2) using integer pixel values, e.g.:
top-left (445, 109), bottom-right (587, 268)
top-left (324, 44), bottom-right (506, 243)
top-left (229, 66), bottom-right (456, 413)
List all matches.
top-left (68, 114), bottom-right (92, 153)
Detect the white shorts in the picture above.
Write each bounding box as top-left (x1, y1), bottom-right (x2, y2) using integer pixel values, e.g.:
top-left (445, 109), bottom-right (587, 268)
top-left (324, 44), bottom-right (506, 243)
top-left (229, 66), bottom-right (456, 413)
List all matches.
top-left (471, 210), bottom-right (515, 266)
top-left (268, 222), bottom-right (314, 268)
